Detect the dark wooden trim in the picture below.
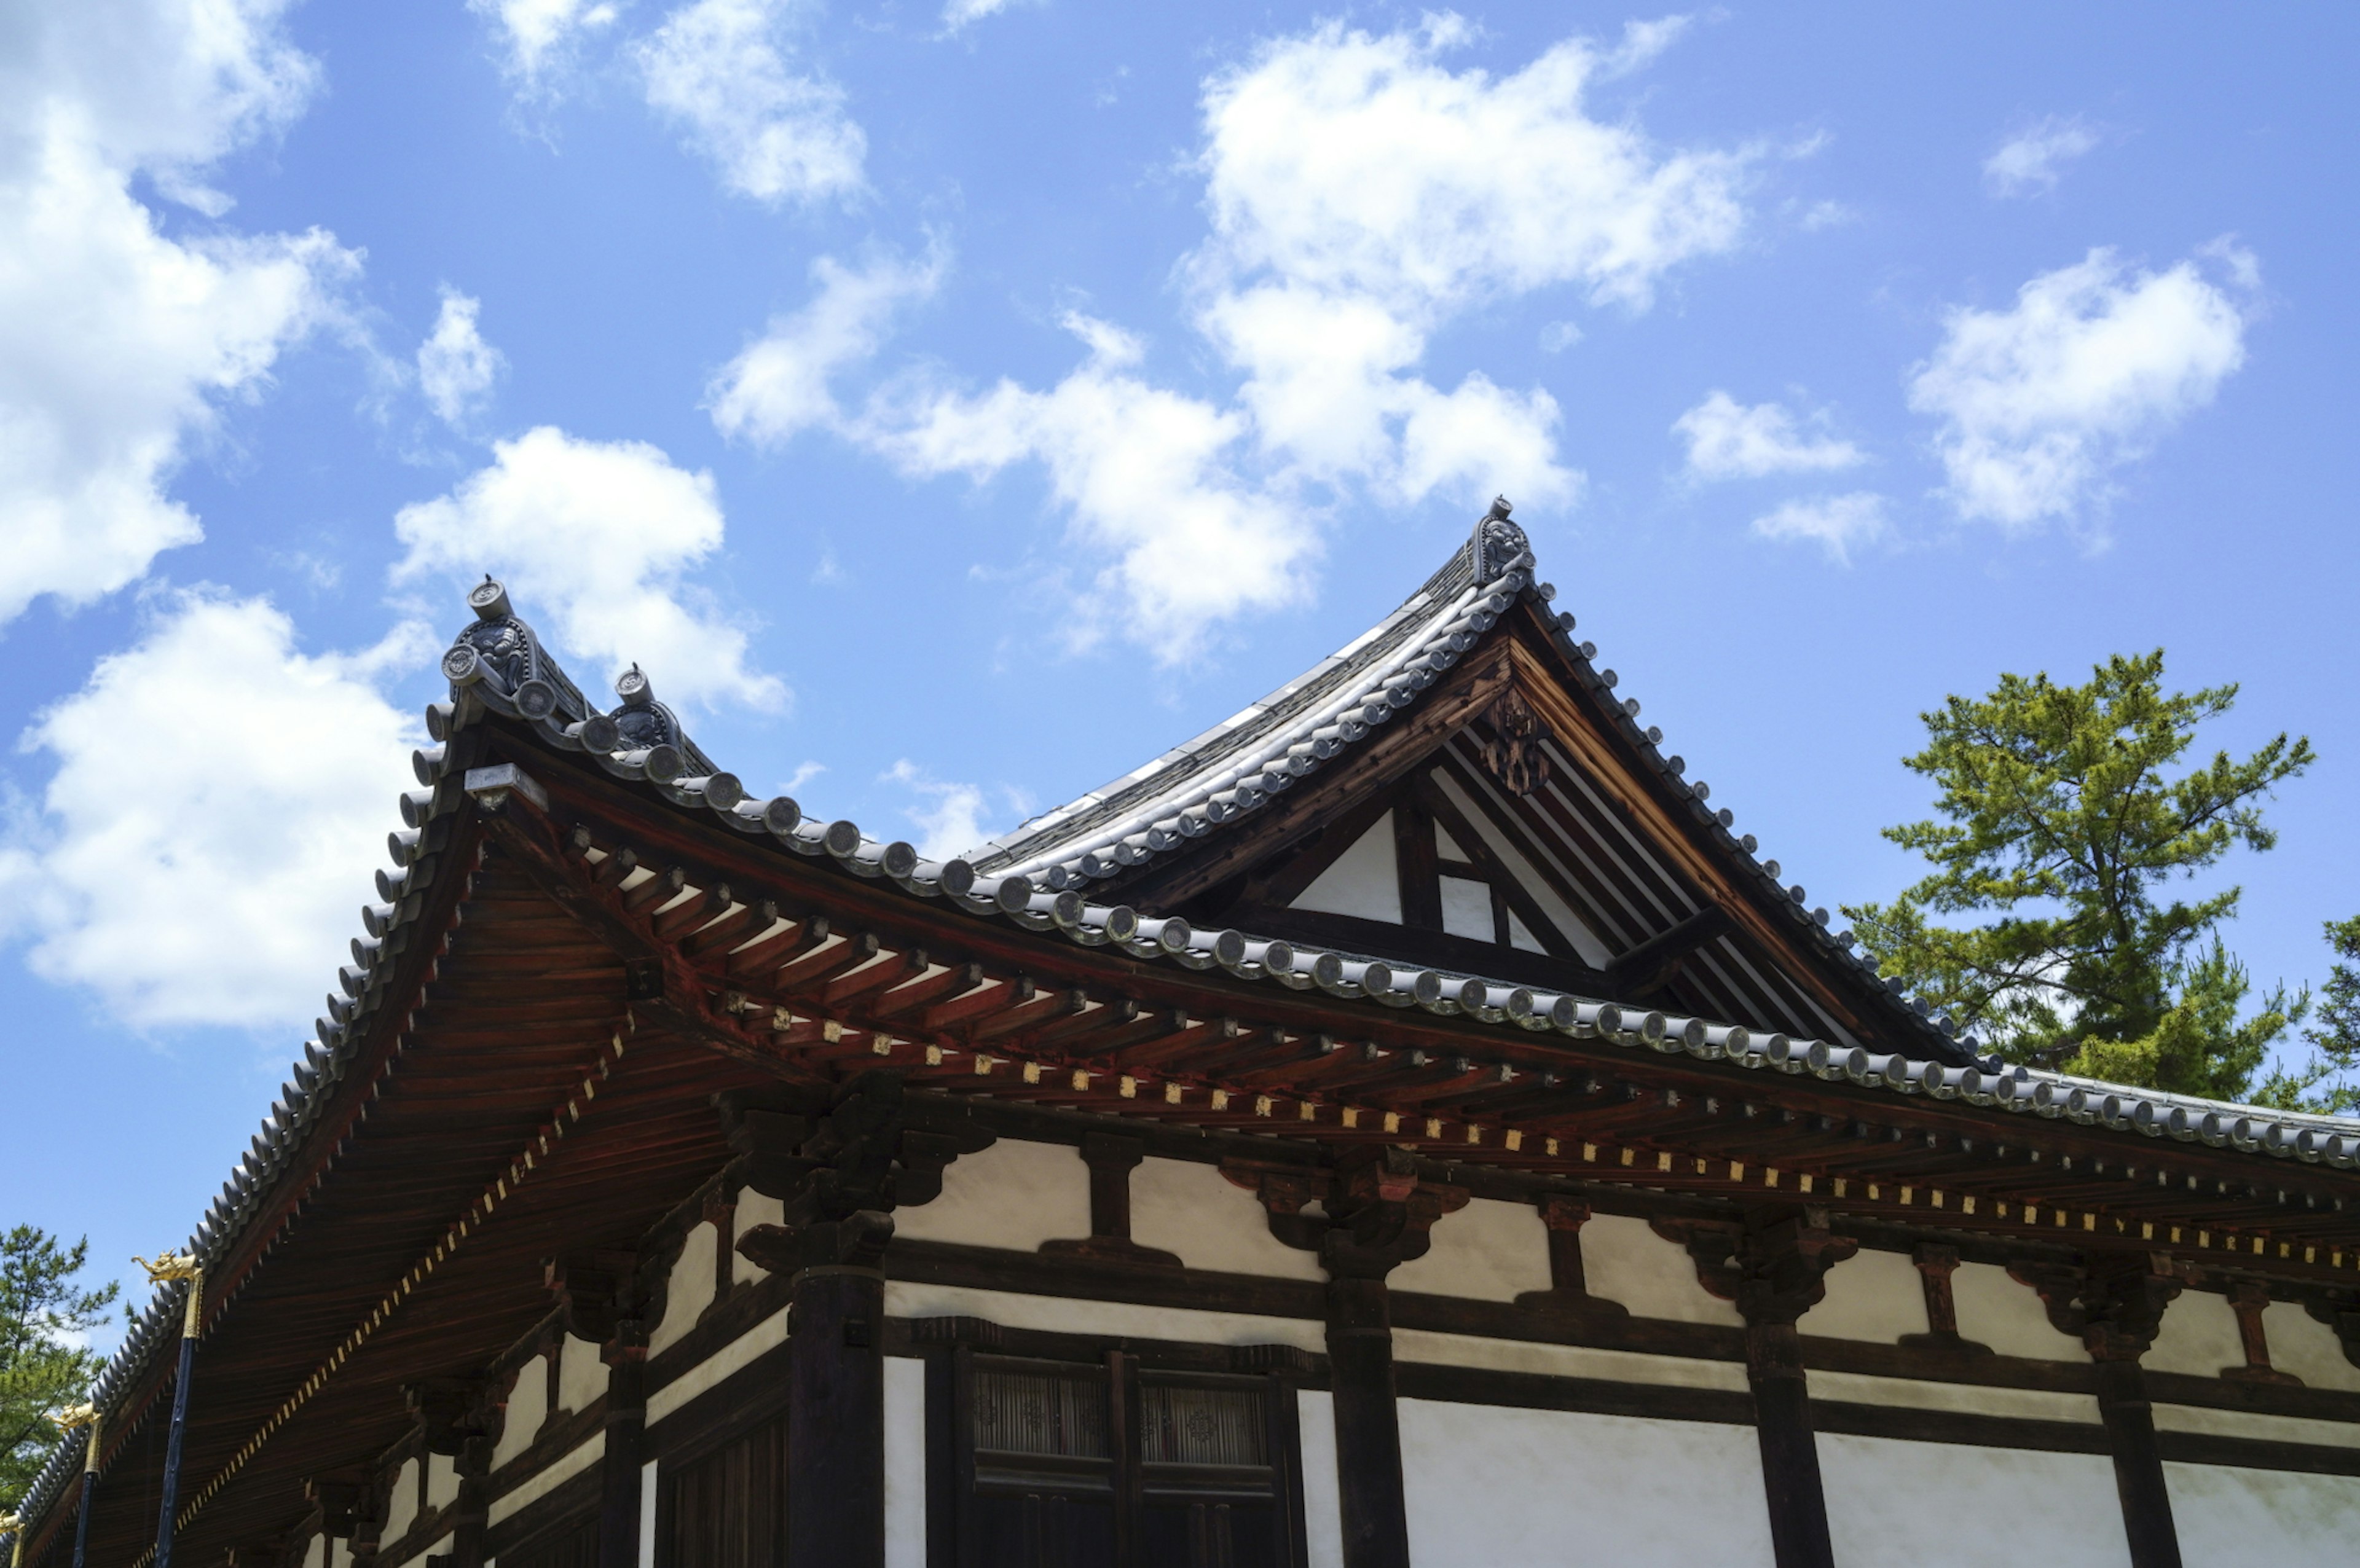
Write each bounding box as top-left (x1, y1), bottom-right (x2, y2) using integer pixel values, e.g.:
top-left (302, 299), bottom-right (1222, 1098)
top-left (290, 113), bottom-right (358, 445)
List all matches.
top-left (1606, 906), bottom-right (1737, 997)
top-left (643, 1335), bottom-right (794, 1473)
top-left (2096, 1359), bottom-right (2183, 1568)
top-left (484, 1465), bottom-right (600, 1564)
top-left (1391, 1361), bottom-right (1753, 1425)
top-left (1226, 906), bottom-right (1609, 995)
top-left (1393, 794), bottom-right (1442, 933)
top-left (1407, 770), bottom-right (1581, 962)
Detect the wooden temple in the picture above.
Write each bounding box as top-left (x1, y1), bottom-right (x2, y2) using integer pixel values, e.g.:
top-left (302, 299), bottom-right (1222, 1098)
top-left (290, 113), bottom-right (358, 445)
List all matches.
top-left (11, 504), bottom-right (2360, 1567)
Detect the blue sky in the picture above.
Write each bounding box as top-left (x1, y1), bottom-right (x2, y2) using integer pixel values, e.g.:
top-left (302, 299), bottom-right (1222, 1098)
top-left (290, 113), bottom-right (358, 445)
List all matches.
top-left (5, 1), bottom-right (2358, 1338)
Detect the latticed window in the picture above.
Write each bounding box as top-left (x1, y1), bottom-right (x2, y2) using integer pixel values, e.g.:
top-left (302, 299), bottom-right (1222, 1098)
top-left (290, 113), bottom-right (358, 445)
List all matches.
top-left (951, 1352), bottom-right (1302, 1567)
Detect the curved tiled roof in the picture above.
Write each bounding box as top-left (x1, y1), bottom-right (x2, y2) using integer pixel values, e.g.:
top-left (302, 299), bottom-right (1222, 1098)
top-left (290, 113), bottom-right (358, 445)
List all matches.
top-left (15, 511), bottom-right (2359, 1551)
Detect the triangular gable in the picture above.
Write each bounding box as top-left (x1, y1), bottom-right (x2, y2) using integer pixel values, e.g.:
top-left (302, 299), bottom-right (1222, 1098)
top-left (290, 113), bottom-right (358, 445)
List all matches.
top-left (975, 506), bottom-right (1971, 1064)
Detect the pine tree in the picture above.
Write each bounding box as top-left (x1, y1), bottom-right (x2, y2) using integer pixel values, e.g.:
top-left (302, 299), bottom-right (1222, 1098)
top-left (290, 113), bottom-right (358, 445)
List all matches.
top-left (1, 1228), bottom-right (119, 1511)
top-left (1844, 650), bottom-right (2314, 1101)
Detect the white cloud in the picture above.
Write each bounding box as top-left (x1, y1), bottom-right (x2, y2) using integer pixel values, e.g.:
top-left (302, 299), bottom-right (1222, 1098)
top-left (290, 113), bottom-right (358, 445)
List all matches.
top-left (0, 0), bottom-right (358, 627)
top-left (1908, 247), bottom-right (2252, 530)
top-left (870, 316), bottom-right (1314, 659)
top-left (1750, 492), bottom-right (1887, 563)
top-left (940, 0), bottom-right (1034, 31)
top-left (0, 590), bottom-right (425, 1032)
top-left (1984, 115), bottom-right (2101, 198)
top-left (1674, 391), bottom-right (1865, 480)
top-left (638, 0), bottom-right (865, 205)
top-left (709, 246), bottom-right (943, 445)
top-left (391, 426), bottom-right (787, 710)
top-left (417, 290), bottom-right (505, 429)
top-left (884, 761), bottom-right (1003, 860)
top-left (470, 0), bottom-right (619, 88)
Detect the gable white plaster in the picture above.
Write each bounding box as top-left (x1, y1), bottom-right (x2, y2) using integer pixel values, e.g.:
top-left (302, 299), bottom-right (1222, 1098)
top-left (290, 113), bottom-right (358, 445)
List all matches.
top-left (2261, 1301), bottom-right (2360, 1391)
top-left (1128, 1157), bottom-right (1325, 1281)
top-left (650, 1221), bottom-right (717, 1355)
top-left (1579, 1213), bottom-right (1744, 1327)
top-left (492, 1354), bottom-right (548, 1470)
top-left (891, 1138), bottom-right (1091, 1251)
top-left (1948, 1261), bottom-right (2085, 1361)
top-left (425, 1452), bottom-right (458, 1511)
top-left (1290, 812), bottom-right (1401, 923)
top-left (1428, 768), bottom-right (1610, 967)
top-left (2144, 1289), bottom-right (2246, 1380)
top-left (1390, 1197), bottom-right (1551, 1302)
top-left (1800, 1247), bottom-right (1927, 1343)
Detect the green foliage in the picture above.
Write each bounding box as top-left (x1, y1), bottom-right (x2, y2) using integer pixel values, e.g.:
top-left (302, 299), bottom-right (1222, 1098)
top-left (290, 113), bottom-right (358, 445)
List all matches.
top-left (2290, 914), bottom-right (2360, 1114)
top-left (1844, 650), bottom-right (2315, 1100)
top-left (1, 1227), bottom-right (118, 1512)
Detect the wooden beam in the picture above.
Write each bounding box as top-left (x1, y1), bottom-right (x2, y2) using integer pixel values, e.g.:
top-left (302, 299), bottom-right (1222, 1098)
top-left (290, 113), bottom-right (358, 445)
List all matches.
top-left (1605, 906), bottom-right (1736, 997)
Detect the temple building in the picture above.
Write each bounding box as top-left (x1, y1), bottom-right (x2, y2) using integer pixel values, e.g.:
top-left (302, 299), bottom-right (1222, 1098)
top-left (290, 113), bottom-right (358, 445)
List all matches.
top-left (12, 506), bottom-right (2360, 1568)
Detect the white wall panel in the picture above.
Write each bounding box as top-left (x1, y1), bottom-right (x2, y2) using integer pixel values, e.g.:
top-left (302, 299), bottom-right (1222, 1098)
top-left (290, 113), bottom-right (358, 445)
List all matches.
top-left (1399, 1399), bottom-right (1772, 1564)
top-left (648, 1221), bottom-right (716, 1355)
top-left (1948, 1261), bottom-right (2085, 1360)
top-left (1296, 1390), bottom-right (1345, 1568)
top-left (2262, 1299), bottom-right (2360, 1391)
top-left (893, 1139), bottom-right (1091, 1251)
top-left (557, 1334), bottom-right (605, 1411)
top-left (1821, 1435), bottom-right (2128, 1567)
top-left (2144, 1290), bottom-right (2244, 1380)
top-left (1391, 1197), bottom-right (1552, 1302)
top-left (1581, 1213), bottom-right (1744, 1327)
top-left (885, 1357), bottom-right (927, 1568)
top-left (885, 1281), bottom-right (1324, 1352)
top-left (733, 1191), bottom-right (784, 1284)
top-left (493, 1354), bottom-right (548, 1469)
top-left (2165, 1460), bottom-right (2360, 1558)
top-left (1801, 1247), bottom-right (1926, 1344)
top-left (1129, 1156), bottom-right (1325, 1281)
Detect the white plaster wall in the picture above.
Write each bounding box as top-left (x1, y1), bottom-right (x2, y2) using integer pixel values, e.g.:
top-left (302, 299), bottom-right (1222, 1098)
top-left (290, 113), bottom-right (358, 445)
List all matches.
top-left (885, 1281), bottom-right (1325, 1352)
top-left (1807, 1370), bottom-right (2099, 1424)
top-left (2144, 1290), bottom-right (2245, 1380)
top-left (1394, 1329), bottom-right (1748, 1393)
top-left (1949, 1261), bottom-right (2085, 1360)
top-left (302, 1535), bottom-right (325, 1568)
top-left (2151, 1402), bottom-right (2360, 1450)
top-left (1801, 1247), bottom-right (1927, 1344)
top-left (2262, 1299), bottom-right (2360, 1391)
top-left (1400, 1399), bottom-right (1773, 1564)
top-left (2165, 1460), bottom-right (2360, 1556)
top-left (390, 1533), bottom-right (452, 1568)
top-left (647, 1307), bottom-right (791, 1425)
top-left (1390, 1197), bottom-right (1552, 1303)
top-left (734, 1191), bottom-right (784, 1284)
top-left (426, 1452), bottom-right (459, 1511)
top-left (892, 1139), bottom-right (1092, 1250)
top-left (885, 1357), bottom-right (927, 1568)
top-left (1296, 1390), bottom-right (1345, 1568)
top-left (489, 1436), bottom-right (604, 1527)
top-left (1580, 1213), bottom-right (1744, 1327)
top-left (494, 1354), bottom-right (548, 1470)
top-left (382, 1458), bottom-right (420, 1545)
top-left (558, 1335), bottom-right (606, 1411)
top-left (1820, 1435), bottom-right (2129, 1567)
top-left (649, 1222), bottom-right (717, 1355)
top-left (1291, 813), bottom-right (1401, 923)
top-left (1129, 1157), bottom-right (1325, 1281)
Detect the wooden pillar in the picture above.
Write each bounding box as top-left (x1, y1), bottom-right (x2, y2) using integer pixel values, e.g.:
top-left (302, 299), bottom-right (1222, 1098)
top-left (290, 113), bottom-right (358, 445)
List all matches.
top-left (1227, 1148), bottom-right (1461, 1568)
top-left (2012, 1253), bottom-right (2186, 1568)
top-left (1898, 1244), bottom-right (1991, 1356)
top-left (596, 1335), bottom-right (648, 1568)
top-left (728, 1072), bottom-right (990, 1568)
top-left (1043, 1133), bottom-right (1180, 1266)
top-left (1658, 1207), bottom-right (1855, 1568)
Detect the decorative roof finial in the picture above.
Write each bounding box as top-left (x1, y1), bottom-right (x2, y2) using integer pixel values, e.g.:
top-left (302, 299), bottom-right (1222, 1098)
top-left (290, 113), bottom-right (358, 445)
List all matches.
top-left (1474, 495), bottom-right (1530, 582)
top-left (616, 664), bottom-right (653, 707)
top-left (465, 576), bottom-right (512, 622)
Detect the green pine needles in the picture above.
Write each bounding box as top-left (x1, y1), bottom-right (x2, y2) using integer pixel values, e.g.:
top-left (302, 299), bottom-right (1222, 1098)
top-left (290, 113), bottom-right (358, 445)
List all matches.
top-left (1843, 649), bottom-right (2350, 1109)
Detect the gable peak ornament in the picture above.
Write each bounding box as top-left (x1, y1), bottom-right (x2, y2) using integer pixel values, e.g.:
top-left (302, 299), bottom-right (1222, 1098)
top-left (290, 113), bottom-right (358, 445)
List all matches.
top-left (1474, 495), bottom-right (1530, 582)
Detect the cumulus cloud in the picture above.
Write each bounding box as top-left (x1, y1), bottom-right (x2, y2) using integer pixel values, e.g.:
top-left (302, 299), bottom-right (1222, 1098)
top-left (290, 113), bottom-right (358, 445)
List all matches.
top-left (1908, 246), bottom-right (2253, 530)
top-left (940, 0), bottom-right (1034, 31)
top-left (1984, 115), bottom-right (2101, 198)
top-left (417, 290), bottom-right (505, 428)
top-left (883, 761), bottom-right (999, 859)
top-left (1750, 492), bottom-right (1887, 564)
top-left (0, 0), bottom-right (358, 628)
top-left (0, 590), bottom-right (425, 1032)
top-left (391, 426), bottom-right (786, 709)
top-left (871, 316), bottom-right (1314, 658)
top-left (470, 0), bottom-right (619, 88)
top-left (771, 17), bottom-right (1744, 657)
top-left (709, 245), bottom-right (944, 445)
top-left (1674, 391), bottom-right (1864, 480)
top-left (637, 0), bottom-right (865, 205)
